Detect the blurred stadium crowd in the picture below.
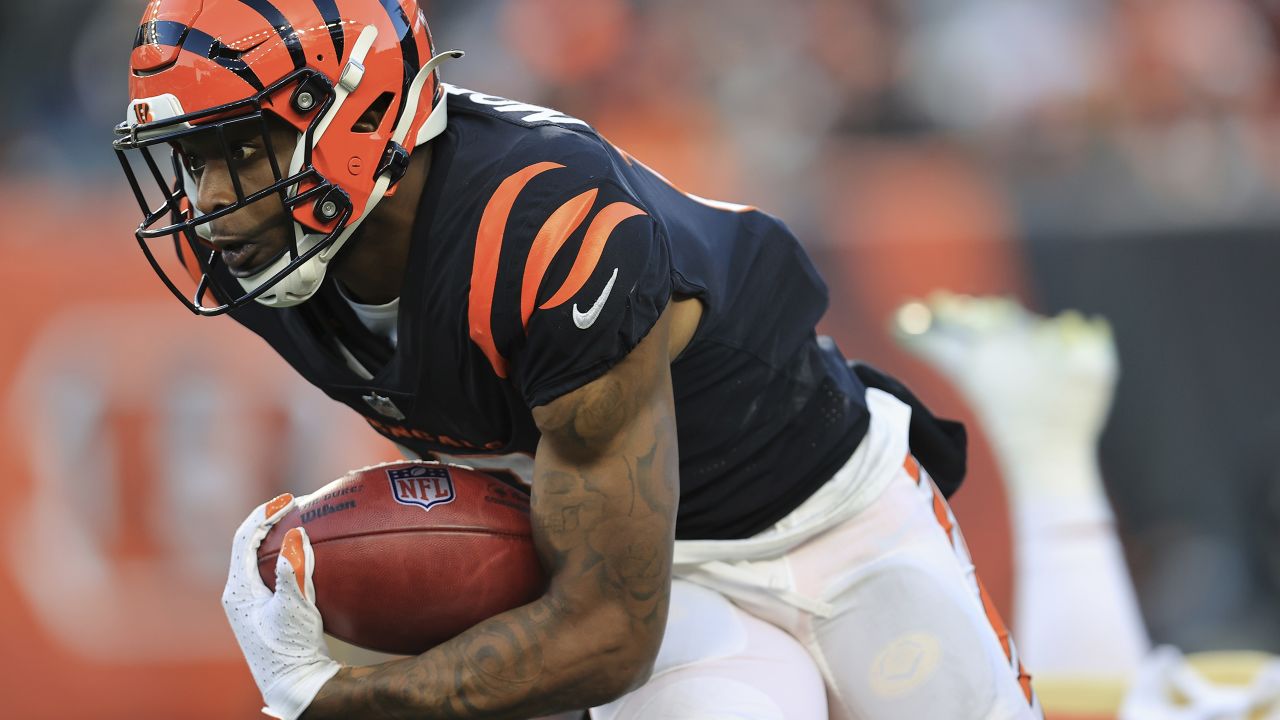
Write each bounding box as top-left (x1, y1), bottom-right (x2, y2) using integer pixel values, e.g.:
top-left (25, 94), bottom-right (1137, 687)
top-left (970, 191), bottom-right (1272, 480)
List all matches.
top-left (9, 0), bottom-right (1280, 225)
top-left (3, 0), bottom-right (1280, 716)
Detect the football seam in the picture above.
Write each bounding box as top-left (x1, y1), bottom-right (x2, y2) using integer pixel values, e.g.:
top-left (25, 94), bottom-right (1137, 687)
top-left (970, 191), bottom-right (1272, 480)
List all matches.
top-left (257, 526), bottom-right (533, 559)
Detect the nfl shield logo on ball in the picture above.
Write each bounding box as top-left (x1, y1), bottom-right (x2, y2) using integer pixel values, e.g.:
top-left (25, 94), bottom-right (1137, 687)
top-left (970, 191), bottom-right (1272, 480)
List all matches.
top-left (388, 466), bottom-right (456, 512)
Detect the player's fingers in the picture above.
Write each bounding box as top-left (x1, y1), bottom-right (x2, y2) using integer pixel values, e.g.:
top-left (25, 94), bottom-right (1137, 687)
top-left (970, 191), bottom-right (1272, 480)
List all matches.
top-left (231, 494), bottom-right (294, 548)
top-left (265, 493), bottom-right (295, 524)
top-left (229, 494), bottom-right (295, 592)
top-left (276, 526), bottom-right (317, 605)
top-left (230, 500), bottom-right (269, 550)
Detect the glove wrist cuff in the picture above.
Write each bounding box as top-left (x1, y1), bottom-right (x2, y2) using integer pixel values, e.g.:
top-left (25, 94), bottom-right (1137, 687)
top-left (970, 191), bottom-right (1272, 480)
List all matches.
top-left (262, 657), bottom-right (342, 720)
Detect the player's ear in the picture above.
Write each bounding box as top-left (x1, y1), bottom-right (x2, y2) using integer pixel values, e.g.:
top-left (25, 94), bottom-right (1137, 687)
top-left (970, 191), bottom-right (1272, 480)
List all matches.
top-left (351, 91), bottom-right (395, 134)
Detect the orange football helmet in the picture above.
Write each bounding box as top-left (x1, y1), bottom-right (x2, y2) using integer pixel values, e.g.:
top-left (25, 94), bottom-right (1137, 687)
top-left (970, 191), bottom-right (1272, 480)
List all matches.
top-left (114, 0), bottom-right (461, 315)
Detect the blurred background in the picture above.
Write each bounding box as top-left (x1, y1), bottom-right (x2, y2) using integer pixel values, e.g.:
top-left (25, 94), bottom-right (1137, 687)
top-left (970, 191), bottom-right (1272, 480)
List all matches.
top-left (3, 0), bottom-right (1280, 717)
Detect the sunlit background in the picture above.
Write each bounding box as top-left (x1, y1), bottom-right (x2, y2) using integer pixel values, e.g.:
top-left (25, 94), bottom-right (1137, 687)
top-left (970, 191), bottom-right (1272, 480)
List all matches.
top-left (3, 0), bottom-right (1280, 718)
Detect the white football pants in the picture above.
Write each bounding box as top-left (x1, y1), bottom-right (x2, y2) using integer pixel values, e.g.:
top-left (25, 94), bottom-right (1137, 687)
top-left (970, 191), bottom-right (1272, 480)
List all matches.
top-left (592, 392), bottom-right (1041, 720)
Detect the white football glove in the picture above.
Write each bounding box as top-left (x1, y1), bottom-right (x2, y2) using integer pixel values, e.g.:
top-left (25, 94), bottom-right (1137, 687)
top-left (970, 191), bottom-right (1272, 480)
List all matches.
top-left (222, 494), bottom-right (341, 720)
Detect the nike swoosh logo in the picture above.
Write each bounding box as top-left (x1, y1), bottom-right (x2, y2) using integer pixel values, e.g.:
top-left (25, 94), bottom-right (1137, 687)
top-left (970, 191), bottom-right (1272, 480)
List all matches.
top-left (209, 38), bottom-right (266, 62)
top-left (572, 267), bottom-right (619, 330)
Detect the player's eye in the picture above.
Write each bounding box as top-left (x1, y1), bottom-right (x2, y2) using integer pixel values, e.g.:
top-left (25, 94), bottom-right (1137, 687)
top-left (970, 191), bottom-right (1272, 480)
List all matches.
top-left (230, 141), bottom-right (258, 164)
top-left (181, 149), bottom-right (206, 175)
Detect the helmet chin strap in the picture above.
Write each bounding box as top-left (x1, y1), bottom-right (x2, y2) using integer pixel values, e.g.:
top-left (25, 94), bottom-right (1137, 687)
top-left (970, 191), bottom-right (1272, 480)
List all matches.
top-left (240, 27), bottom-right (462, 309)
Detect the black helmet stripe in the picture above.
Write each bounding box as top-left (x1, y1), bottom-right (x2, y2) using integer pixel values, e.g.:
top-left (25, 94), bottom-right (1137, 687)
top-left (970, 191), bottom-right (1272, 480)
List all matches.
top-left (238, 0), bottom-right (306, 69)
top-left (185, 29), bottom-right (267, 90)
top-left (310, 0), bottom-right (345, 63)
top-left (134, 20), bottom-right (188, 49)
top-left (132, 21), bottom-right (265, 92)
top-left (379, 0), bottom-right (420, 129)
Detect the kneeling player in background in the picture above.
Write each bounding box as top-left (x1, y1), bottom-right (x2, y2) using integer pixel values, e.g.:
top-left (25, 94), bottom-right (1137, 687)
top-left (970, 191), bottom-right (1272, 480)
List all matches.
top-left (115, 1), bottom-right (1041, 717)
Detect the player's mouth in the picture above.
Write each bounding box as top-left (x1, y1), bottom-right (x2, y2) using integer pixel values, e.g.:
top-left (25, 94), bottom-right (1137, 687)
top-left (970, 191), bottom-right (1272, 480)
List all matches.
top-left (212, 238), bottom-right (270, 277)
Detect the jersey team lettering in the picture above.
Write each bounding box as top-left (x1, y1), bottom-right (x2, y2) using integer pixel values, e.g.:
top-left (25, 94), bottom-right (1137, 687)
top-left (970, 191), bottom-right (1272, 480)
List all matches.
top-left (446, 84), bottom-right (588, 127)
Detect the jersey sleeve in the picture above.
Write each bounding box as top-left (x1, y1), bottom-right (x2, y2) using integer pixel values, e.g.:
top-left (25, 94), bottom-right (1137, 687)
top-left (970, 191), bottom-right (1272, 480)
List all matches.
top-left (471, 131), bottom-right (673, 408)
top-left (514, 178), bottom-right (671, 407)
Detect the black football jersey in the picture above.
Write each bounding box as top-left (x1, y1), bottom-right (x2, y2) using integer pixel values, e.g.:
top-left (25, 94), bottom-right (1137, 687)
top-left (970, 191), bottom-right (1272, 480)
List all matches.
top-left (227, 86), bottom-right (875, 540)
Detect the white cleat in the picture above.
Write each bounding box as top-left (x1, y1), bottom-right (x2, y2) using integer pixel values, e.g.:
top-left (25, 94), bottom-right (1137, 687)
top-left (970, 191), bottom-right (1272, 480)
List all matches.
top-left (1119, 646), bottom-right (1280, 720)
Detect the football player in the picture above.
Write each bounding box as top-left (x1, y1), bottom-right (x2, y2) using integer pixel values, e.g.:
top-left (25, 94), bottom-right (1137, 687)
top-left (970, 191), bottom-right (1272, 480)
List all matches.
top-left (115, 1), bottom-right (1042, 718)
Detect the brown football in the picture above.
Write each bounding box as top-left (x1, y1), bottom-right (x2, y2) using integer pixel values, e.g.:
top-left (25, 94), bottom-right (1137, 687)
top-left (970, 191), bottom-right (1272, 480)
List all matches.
top-left (257, 461), bottom-right (546, 656)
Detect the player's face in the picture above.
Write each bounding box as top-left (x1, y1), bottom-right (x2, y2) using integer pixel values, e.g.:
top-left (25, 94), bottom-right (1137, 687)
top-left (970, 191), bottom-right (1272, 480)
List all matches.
top-left (173, 117), bottom-right (298, 278)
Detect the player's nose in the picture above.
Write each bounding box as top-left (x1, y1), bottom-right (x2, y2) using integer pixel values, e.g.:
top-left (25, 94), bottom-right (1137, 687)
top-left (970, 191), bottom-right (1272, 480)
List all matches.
top-left (194, 159), bottom-right (240, 214)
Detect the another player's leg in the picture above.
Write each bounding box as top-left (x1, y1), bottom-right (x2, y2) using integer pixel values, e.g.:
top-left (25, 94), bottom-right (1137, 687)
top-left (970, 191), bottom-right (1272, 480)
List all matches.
top-left (590, 580), bottom-right (828, 720)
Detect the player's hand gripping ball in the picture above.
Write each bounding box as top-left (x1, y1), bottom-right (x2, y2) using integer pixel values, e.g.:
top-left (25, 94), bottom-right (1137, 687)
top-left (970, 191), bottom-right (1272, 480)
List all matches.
top-left (256, 461), bottom-right (548, 656)
top-left (222, 494), bottom-right (339, 720)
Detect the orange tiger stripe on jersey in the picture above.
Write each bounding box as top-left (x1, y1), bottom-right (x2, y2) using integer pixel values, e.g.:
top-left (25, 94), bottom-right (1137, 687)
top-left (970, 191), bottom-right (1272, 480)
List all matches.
top-left (521, 188), bottom-right (598, 329)
top-left (469, 161), bottom-right (564, 378)
top-left (540, 202), bottom-right (646, 311)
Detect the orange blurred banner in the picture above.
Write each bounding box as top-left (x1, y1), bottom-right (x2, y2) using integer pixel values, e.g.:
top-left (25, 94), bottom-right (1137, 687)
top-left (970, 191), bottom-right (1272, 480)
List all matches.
top-left (0, 184), bottom-right (394, 719)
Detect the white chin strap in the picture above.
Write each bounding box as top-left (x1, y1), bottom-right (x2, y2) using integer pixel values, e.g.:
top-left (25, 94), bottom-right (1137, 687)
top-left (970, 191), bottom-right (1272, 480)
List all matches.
top-left (239, 25), bottom-right (463, 308)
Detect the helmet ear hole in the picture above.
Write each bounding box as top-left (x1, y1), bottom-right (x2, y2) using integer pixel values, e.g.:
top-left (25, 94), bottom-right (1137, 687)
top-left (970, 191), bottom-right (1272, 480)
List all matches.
top-left (352, 92), bottom-right (396, 134)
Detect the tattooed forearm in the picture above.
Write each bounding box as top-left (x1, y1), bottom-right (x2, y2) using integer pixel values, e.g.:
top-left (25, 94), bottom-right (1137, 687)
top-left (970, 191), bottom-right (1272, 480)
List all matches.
top-left (308, 597), bottom-right (569, 719)
top-left (304, 314), bottom-right (680, 720)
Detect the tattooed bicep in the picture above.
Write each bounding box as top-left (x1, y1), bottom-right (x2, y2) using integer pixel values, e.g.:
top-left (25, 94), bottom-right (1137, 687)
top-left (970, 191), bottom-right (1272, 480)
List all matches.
top-left (532, 302), bottom-right (674, 457)
top-left (533, 373), bottom-right (632, 458)
top-left (528, 308), bottom-right (680, 631)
